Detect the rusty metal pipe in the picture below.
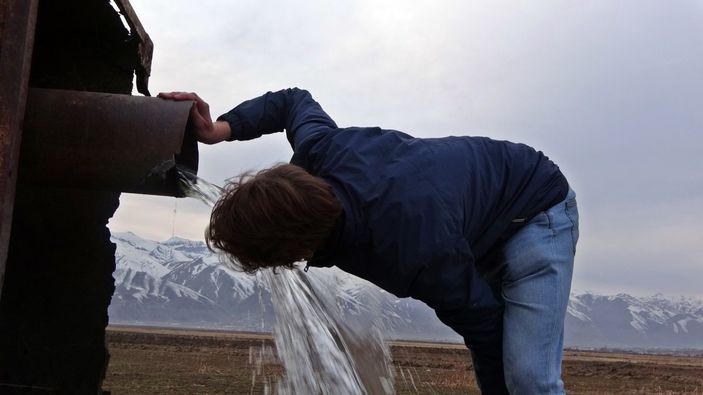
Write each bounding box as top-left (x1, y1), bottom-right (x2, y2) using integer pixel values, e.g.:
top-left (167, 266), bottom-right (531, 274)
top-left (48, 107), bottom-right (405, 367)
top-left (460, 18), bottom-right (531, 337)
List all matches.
top-left (19, 88), bottom-right (198, 197)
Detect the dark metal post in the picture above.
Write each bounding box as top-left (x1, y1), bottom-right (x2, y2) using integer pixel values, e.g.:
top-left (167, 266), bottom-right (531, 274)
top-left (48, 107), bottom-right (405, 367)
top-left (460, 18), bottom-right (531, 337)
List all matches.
top-left (0, 1), bottom-right (192, 393)
top-left (0, 0), bottom-right (38, 298)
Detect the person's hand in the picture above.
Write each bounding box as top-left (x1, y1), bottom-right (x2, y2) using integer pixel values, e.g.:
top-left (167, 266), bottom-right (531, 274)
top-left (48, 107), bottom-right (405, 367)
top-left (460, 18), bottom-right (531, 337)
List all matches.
top-left (158, 91), bottom-right (231, 144)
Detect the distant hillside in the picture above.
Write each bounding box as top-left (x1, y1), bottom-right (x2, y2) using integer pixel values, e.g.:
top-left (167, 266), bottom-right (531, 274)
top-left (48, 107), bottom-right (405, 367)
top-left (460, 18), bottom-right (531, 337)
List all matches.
top-left (108, 232), bottom-right (703, 350)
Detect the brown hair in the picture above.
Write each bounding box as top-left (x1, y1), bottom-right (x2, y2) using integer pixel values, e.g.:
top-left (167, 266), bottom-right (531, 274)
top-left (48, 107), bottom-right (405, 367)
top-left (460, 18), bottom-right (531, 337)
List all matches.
top-left (206, 164), bottom-right (342, 273)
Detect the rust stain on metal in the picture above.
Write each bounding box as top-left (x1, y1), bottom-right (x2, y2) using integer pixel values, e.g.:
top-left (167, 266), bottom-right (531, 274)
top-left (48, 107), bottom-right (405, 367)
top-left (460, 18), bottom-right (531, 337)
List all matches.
top-left (0, 0), bottom-right (39, 296)
top-left (21, 89), bottom-right (198, 197)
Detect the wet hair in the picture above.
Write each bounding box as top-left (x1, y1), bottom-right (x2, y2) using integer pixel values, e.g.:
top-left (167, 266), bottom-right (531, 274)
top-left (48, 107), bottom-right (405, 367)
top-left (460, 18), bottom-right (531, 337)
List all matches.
top-left (206, 163), bottom-right (342, 273)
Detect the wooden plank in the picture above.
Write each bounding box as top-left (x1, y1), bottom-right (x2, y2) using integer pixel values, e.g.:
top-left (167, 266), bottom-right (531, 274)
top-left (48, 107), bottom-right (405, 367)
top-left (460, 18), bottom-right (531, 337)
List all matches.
top-left (114, 0), bottom-right (153, 96)
top-left (0, 0), bottom-right (38, 297)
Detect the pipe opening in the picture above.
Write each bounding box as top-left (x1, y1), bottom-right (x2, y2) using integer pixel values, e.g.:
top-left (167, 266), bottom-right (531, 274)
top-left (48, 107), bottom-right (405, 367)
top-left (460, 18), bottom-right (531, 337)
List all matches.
top-left (19, 88), bottom-right (199, 197)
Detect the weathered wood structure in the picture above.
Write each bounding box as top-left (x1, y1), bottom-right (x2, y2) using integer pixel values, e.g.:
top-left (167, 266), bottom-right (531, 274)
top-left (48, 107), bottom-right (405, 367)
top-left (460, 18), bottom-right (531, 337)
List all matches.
top-left (0, 1), bottom-right (197, 393)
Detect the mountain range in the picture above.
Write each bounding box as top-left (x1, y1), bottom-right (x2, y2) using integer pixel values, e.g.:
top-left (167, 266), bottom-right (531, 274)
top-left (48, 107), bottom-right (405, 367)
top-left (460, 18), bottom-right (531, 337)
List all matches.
top-left (108, 232), bottom-right (703, 351)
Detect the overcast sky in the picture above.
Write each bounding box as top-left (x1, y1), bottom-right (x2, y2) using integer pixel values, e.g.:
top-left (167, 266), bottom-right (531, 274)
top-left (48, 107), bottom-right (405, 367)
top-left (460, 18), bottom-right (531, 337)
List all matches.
top-left (109, 0), bottom-right (703, 298)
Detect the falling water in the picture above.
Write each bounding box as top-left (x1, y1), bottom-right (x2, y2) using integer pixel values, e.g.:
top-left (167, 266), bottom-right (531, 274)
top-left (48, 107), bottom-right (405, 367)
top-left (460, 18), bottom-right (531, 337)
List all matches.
top-left (263, 268), bottom-right (395, 394)
top-left (177, 167), bottom-right (396, 394)
top-left (176, 166), bottom-right (223, 207)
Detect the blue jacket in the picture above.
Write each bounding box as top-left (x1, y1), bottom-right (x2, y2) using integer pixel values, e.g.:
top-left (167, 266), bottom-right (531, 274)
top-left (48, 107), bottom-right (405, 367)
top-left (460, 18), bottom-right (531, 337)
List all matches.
top-left (218, 87), bottom-right (568, 372)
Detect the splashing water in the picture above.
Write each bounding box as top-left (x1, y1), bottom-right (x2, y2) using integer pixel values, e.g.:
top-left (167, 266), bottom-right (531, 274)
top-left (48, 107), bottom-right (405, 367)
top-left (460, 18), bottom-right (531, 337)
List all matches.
top-left (263, 268), bottom-right (395, 394)
top-left (176, 166), bottom-right (223, 207)
top-left (178, 167), bottom-right (396, 394)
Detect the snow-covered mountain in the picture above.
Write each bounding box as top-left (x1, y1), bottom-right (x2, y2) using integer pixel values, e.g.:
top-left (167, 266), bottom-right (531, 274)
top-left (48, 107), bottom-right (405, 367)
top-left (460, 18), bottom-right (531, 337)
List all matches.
top-left (109, 232), bottom-right (268, 332)
top-left (566, 292), bottom-right (703, 350)
top-left (108, 232), bottom-right (703, 350)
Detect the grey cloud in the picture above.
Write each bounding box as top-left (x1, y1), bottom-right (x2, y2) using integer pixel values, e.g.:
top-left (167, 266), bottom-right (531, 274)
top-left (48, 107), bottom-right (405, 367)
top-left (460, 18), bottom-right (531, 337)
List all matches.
top-left (117, 0), bottom-right (703, 296)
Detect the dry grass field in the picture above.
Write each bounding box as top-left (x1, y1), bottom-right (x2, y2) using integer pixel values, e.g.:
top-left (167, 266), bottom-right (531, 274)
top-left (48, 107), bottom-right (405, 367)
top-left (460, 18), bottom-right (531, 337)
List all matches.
top-left (103, 326), bottom-right (703, 394)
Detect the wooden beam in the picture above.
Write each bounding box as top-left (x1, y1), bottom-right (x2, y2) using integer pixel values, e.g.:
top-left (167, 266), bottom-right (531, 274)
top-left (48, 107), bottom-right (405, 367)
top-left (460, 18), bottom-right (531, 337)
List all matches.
top-left (114, 0), bottom-right (153, 96)
top-left (0, 0), bottom-right (38, 297)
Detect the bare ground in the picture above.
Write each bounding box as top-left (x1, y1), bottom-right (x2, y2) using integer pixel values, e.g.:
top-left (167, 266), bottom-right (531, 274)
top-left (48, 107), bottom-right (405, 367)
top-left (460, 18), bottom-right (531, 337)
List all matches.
top-left (103, 326), bottom-right (703, 394)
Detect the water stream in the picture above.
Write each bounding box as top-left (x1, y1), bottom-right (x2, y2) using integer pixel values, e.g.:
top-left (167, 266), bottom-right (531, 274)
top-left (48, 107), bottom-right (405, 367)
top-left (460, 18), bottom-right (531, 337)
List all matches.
top-left (177, 167), bottom-right (396, 394)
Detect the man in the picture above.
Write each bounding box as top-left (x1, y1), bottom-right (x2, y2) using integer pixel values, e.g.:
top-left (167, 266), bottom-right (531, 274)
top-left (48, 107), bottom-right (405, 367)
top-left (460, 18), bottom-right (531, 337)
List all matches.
top-left (159, 88), bottom-right (579, 394)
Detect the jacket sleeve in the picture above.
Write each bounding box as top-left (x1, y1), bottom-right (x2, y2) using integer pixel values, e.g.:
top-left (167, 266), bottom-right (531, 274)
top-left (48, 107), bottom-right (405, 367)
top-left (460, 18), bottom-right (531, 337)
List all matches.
top-left (408, 237), bottom-right (502, 329)
top-left (217, 88), bottom-right (337, 152)
top-left (432, 274), bottom-right (507, 392)
top-left (409, 237), bottom-right (506, 391)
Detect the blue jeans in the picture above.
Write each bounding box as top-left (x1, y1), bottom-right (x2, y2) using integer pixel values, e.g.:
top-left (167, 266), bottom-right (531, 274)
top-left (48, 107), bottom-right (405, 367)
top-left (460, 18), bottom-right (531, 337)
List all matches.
top-left (477, 189), bottom-right (579, 394)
